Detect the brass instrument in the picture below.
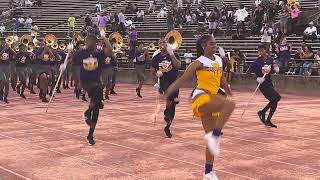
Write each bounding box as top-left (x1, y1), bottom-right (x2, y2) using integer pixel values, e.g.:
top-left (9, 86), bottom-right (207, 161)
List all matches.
top-left (44, 34), bottom-right (57, 46)
top-left (27, 44), bottom-right (34, 52)
top-left (164, 30), bottom-right (182, 50)
top-left (51, 42), bottom-right (59, 50)
top-left (109, 32), bottom-right (123, 52)
top-left (20, 34), bottom-right (32, 46)
top-left (5, 36), bottom-right (14, 45)
top-left (148, 43), bottom-right (157, 50)
top-left (73, 32), bottom-right (84, 44)
top-left (59, 42), bottom-right (66, 50)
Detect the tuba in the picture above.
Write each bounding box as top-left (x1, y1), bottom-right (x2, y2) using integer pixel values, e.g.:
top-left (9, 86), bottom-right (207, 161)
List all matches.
top-left (164, 30), bottom-right (182, 50)
top-left (73, 32), bottom-right (84, 45)
top-left (5, 36), bottom-right (14, 45)
top-left (20, 34), bottom-right (32, 46)
top-left (27, 44), bottom-right (34, 52)
top-left (44, 34), bottom-right (57, 46)
top-left (109, 32), bottom-right (123, 52)
top-left (51, 42), bottom-right (59, 50)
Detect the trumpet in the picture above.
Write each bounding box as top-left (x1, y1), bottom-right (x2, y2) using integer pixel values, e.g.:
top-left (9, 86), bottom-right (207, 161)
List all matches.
top-left (164, 30), bottom-right (182, 50)
top-left (109, 32), bottom-right (123, 52)
top-left (44, 34), bottom-right (57, 46)
top-left (20, 34), bottom-right (32, 46)
top-left (148, 43), bottom-right (157, 50)
top-left (5, 36), bottom-right (14, 45)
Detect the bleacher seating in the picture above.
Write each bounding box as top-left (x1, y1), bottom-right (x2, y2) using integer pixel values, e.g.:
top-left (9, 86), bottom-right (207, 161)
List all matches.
top-left (0, 0), bottom-right (319, 74)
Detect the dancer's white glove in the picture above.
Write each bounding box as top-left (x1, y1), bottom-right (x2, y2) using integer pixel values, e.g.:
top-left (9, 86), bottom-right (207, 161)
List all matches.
top-left (257, 77), bottom-right (265, 84)
top-left (262, 65), bottom-right (271, 74)
top-left (156, 70), bottom-right (163, 77)
top-left (60, 63), bottom-right (67, 72)
top-left (166, 45), bottom-right (174, 56)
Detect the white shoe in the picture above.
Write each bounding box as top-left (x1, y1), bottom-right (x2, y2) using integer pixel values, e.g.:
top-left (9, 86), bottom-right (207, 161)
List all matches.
top-left (204, 131), bottom-right (220, 157)
top-left (203, 172), bottom-right (219, 180)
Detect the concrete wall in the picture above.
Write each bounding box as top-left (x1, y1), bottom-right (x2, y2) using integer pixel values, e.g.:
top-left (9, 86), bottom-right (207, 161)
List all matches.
top-left (116, 68), bottom-right (320, 96)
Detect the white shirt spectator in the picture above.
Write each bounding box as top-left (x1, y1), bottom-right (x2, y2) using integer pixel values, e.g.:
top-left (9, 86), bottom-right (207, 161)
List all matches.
top-left (255, 0), bottom-right (261, 7)
top-left (125, 19), bottom-right (133, 28)
top-left (158, 8), bottom-right (167, 18)
top-left (118, 12), bottom-right (126, 24)
top-left (25, 17), bottom-right (32, 24)
top-left (18, 17), bottom-right (25, 24)
top-left (304, 26), bottom-right (317, 35)
top-left (0, 25), bottom-right (5, 34)
top-left (96, 3), bottom-right (102, 12)
top-left (186, 14), bottom-right (192, 23)
top-left (260, 26), bottom-right (273, 43)
top-left (184, 52), bottom-right (193, 64)
top-left (137, 10), bottom-right (144, 18)
top-left (234, 8), bottom-right (248, 22)
top-left (25, 0), bottom-right (33, 6)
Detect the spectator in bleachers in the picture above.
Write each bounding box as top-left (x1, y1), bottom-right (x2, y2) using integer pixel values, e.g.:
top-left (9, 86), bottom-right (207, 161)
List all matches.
top-left (128, 26), bottom-right (137, 58)
top-left (85, 14), bottom-right (92, 27)
top-left (290, 3), bottom-right (300, 35)
top-left (125, 17), bottom-right (133, 29)
top-left (0, 23), bottom-right (5, 36)
top-left (234, 4), bottom-right (248, 38)
top-left (125, 3), bottom-right (137, 14)
top-left (25, 0), bottom-right (33, 7)
top-left (95, 1), bottom-right (102, 13)
top-left (260, 22), bottom-right (273, 50)
top-left (252, 5), bottom-right (265, 36)
top-left (25, 16), bottom-right (32, 31)
top-left (177, 0), bottom-right (183, 8)
top-left (233, 49), bottom-right (246, 73)
top-left (68, 16), bottom-right (75, 38)
top-left (135, 8), bottom-right (144, 22)
top-left (30, 22), bottom-right (38, 38)
top-left (9, 0), bottom-right (14, 9)
top-left (279, 4), bottom-right (290, 35)
top-left (303, 22), bottom-right (318, 42)
top-left (98, 13), bottom-right (107, 34)
top-left (185, 12), bottom-right (192, 24)
top-left (148, 0), bottom-right (156, 13)
top-left (118, 10), bottom-right (126, 35)
top-left (275, 36), bottom-right (292, 74)
top-left (175, 9), bottom-right (184, 29)
top-left (301, 45), bottom-right (315, 76)
top-left (225, 5), bottom-right (234, 36)
top-left (167, 10), bottom-right (174, 31)
top-left (313, 50), bottom-right (320, 75)
top-left (158, 7), bottom-right (167, 18)
top-left (18, 16), bottom-right (25, 27)
top-left (208, 7), bottom-right (220, 37)
top-left (255, 0), bottom-right (262, 7)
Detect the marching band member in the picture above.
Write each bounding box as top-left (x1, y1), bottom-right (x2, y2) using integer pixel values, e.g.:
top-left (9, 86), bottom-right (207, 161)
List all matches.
top-left (151, 37), bottom-right (181, 138)
top-left (101, 42), bottom-right (117, 100)
top-left (247, 45), bottom-right (280, 128)
top-left (36, 43), bottom-right (55, 103)
top-left (0, 40), bottom-right (16, 103)
top-left (15, 44), bottom-right (31, 99)
top-left (70, 35), bottom-right (113, 145)
top-left (163, 35), bottom-right (234, 179)
top-left (134, 41), bottom-right (149, 98)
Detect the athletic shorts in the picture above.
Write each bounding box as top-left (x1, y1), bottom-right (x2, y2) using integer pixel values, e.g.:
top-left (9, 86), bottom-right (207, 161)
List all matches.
top-left (72, 65), bottom-right (81, 82)
top-left (16, 66), bottom-right (28, 81)
top-left (101, 67), bottom-right (114, 85)
top-left (81, 79), bottom-right (103, 104)
top-left (259, 84), bottom-right (281, 102)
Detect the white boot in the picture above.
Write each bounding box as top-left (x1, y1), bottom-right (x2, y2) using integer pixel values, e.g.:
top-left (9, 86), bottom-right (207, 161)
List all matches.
top-left (203, 171), bottom-right (219, 180)
top-left (204, 131), bottom-right (221, 157)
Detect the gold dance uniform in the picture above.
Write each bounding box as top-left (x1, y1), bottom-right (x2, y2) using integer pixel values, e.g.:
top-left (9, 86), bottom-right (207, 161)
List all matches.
top-left (191, 55), bottom-right (223, 118)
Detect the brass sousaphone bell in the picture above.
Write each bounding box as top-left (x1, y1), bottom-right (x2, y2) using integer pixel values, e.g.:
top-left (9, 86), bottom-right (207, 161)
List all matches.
top-left (5, 36), bottom-right (14, 45)
top-left (73, 32), bottom-right (84, 45)
top-left (109, 32), bottom-right (123, 52)
top-left (44, 34), bottom-right (57, 46)
top-left (164, 30), bottom-right (182, 50)
top-left (59, 42), bottom-right (66, 50)
top-left (20, 34), bottom-right (33, 46)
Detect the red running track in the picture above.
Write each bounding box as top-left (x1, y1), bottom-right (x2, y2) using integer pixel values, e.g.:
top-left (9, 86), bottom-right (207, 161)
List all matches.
top-left (0, 84), bottom-right (320, 180)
